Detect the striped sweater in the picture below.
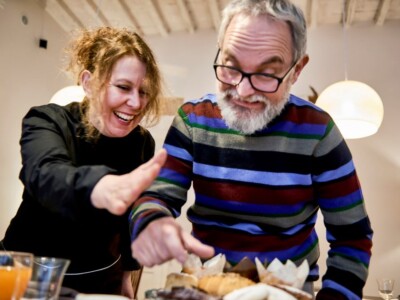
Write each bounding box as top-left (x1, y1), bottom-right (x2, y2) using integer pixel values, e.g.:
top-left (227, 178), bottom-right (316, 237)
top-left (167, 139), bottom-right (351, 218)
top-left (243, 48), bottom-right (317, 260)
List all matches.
top-left (130, 93), bottom-right (373, 299)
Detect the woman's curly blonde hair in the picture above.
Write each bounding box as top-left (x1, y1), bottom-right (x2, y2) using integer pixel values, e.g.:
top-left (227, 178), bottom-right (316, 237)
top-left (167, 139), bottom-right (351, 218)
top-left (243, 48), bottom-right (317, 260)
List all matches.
top-left (65, 27), bottom-right (163, 140)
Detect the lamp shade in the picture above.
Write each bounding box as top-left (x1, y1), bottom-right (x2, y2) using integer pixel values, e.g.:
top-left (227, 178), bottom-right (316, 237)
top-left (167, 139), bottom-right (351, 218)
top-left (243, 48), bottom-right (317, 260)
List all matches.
top-left (50, 85), bottom-right (85, 105)
top-left (316, 80), bottom-right (384, 139)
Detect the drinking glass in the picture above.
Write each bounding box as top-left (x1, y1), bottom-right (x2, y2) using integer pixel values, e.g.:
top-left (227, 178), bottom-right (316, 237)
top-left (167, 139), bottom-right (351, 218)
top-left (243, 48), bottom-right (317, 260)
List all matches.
top-left (377, 278), bottom-right (395, 300)
top-left (0, 251), bottom-right (34, 300)
top-left (22, 256), bottom-right (70, 300)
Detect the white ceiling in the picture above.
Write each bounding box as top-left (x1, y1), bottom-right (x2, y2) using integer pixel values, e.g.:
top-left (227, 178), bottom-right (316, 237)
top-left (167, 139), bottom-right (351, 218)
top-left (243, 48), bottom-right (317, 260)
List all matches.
top-left (40, 0), bottom-right (400, 37)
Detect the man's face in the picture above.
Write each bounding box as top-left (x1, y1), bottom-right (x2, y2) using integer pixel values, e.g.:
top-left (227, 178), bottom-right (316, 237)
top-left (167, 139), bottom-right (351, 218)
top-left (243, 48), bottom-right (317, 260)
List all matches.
top-left (216, 14), bottom-right (298, 134)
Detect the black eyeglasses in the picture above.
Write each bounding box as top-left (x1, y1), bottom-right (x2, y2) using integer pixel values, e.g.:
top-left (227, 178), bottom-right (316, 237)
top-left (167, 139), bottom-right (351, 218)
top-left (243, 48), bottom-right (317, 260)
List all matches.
top-left (213, 49), bottom-right (297, 93)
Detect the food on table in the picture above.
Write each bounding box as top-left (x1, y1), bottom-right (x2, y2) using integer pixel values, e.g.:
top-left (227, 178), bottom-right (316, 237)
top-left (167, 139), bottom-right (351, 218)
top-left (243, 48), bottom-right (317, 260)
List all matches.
top-left (151, 254), bottom-right (312, 300)
top-left (256, 257), bottom-right (309, 289)
top-left (183, 253), bottom-right (226, 278)
top-left (165, 272), bottom-right (199, 289)
top-left (223, 283), bottom-right (296, 300)
top-left (198, 272), bottom-right (256, 296)
top-left (152, 286), bottom-right (222, 300)
top-left (274, 284), bottom-right (315, 300)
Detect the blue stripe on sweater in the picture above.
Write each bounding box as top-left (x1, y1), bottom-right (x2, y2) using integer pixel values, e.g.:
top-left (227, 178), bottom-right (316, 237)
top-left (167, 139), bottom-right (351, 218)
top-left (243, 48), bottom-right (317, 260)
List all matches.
top-left (184, 94), bottom-right (326, 134)
top-left (189, 212), bottom-right (311, 235)
top-left (269, 120), bottom-right (327, 135)
top-left (159, 168), bottom-right (191, 187)
top-left (165, 144), bottom-right (193, 161)
top-left (328, 245), bottom-right (371, 265)
top-left (209, 230), bottom-right (318, 263)
top-left (313, 160), bottom-right (355, 182)
top-left (323, 280), bottom-right (359, 300)
top-left (185, 113), bottom-right (328, 136)
top-left (319, 190), bottom-right (363, 209)
top-left (196, 193), bottom-right (306, 215)
top-left (188, 93), bottom-right (321, 109)
top-left (186, 114), bottom-right (228, 129)
top-left (193, 163), bottom-right (311, 185)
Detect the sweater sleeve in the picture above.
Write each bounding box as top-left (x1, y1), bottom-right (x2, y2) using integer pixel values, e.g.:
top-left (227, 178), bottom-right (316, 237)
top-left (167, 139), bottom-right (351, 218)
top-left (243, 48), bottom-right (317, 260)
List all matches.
top-left (130, 108), bottom-right (193, 239)
top-left (313, 121), bottom-right (373, 300)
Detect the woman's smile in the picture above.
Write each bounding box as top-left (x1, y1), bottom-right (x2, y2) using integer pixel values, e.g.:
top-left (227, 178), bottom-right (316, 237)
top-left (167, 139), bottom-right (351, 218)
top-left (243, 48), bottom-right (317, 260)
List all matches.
top-left (113, 111), bottom-right (137, 123)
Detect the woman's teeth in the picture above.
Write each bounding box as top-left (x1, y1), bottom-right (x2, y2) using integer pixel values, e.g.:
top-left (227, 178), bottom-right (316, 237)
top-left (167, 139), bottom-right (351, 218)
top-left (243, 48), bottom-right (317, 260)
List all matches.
top-left (114, 111), bottom-right (135, 121)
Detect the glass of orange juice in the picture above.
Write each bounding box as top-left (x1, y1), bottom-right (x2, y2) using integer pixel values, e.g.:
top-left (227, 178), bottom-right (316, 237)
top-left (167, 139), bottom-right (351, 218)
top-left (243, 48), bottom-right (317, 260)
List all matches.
top-left (0, 251), bottom-right (33, 300)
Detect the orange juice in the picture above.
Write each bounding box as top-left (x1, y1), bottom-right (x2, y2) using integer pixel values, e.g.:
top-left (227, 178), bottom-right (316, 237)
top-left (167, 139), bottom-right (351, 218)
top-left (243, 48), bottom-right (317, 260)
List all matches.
top-left (0, 265), bottom-right (32, 300)
top-left (0, 265), bottom-right (19, 300)
top-left (15, 266), bottom-right (33, 299)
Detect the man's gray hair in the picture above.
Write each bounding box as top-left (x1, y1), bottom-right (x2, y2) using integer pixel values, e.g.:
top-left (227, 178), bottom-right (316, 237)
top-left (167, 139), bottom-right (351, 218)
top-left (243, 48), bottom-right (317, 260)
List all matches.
top-left (218, 0), bottom-right (307, 62)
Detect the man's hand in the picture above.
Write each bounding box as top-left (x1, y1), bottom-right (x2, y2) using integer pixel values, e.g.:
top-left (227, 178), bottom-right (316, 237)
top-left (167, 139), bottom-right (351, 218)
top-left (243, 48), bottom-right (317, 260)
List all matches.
top-left (131, 217), bottom-right (215, 267)
top-left (91, 149), bottom-right (167, 215)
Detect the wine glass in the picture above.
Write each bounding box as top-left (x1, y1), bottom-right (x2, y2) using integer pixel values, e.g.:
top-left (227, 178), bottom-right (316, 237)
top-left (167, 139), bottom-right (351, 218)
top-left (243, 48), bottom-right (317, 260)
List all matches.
top-left (377, 278), bottom-right (395, 300)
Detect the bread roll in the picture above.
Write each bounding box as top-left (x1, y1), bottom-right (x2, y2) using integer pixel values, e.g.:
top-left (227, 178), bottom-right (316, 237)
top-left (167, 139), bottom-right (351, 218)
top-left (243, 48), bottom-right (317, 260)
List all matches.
top-left (198, 272), bottom-right (255, 296)
top-left (165, 272), bottom-right (198, 289)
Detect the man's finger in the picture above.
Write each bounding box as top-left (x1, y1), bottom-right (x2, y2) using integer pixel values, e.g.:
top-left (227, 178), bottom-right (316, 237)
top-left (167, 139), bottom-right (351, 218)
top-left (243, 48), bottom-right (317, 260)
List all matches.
top-left (181, 231), bottom-right (215, 261)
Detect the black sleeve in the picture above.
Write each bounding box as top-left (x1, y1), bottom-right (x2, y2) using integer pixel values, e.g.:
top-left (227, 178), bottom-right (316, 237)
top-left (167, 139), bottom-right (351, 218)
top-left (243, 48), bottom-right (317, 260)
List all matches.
top-left (18, 104), bottom-right (115, 221)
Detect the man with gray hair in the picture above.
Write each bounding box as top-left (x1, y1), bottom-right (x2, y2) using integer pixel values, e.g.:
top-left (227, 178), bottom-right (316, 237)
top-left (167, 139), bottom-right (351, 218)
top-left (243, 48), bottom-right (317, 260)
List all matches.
top-left (130, 1), bottom-right (373, 299)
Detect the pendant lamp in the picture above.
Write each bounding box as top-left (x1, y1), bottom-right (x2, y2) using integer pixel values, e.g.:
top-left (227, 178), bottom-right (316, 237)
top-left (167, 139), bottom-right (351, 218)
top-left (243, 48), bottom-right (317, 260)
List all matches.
top-left (50, 85), bottom-right (85, 105)
top-left (316, 80), bottom-right (384, 139)
top-left (315, 0), bottom-right (384, 139)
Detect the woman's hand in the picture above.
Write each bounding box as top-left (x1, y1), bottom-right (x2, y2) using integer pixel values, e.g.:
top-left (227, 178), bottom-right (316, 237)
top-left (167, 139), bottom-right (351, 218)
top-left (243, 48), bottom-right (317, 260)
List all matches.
top-left (90, 149), bottom-right (167, 215)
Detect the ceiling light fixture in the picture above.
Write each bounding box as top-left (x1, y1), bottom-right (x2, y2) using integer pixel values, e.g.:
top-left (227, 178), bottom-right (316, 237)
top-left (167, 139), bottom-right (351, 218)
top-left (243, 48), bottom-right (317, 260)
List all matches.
top-left (316, 0), bottom-right (384, 139)
top-left (50, 85), bottom-right (85, 105)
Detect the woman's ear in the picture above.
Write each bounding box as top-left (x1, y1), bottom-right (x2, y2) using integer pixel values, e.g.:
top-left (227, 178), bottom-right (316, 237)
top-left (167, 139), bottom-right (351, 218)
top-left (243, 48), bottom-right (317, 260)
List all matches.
top-left (81, 70), bottom-right (92, 98)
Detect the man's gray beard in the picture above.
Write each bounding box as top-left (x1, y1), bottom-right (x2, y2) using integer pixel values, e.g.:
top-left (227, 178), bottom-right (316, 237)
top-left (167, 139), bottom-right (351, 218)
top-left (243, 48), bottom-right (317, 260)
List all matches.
top-left (217, 88), bottom-right (290, 134)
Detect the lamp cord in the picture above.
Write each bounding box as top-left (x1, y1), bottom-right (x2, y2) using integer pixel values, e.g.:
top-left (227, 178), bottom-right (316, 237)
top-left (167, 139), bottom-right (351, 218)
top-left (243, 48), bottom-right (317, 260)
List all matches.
top-left (342, 0), bottom-right (348, 81)
top-left (1, 240), bottom-right (121, 276)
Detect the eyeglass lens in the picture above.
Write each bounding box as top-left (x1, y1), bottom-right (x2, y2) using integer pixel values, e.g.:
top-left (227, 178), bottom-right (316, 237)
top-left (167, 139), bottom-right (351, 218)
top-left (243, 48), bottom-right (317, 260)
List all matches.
top-left (215, 66), bottom-right (280, 93)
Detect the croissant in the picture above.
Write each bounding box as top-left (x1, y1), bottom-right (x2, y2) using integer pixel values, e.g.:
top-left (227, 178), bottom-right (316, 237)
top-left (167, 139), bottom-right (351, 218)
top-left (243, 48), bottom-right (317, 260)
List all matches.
top-left (198, 272), bottom-right (256, 296)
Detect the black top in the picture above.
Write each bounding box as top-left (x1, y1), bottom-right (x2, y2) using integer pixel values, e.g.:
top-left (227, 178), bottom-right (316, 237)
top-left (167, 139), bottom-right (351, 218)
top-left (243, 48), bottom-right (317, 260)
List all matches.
top-left (2, 102), bottom-right (155, 294)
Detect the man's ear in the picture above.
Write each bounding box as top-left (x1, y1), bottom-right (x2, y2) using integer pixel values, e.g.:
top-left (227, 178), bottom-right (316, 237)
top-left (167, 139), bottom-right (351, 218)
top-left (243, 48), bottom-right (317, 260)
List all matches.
top-left (80, 70), bottom-right (92, 98)
top-left (291, 54), bottom-right (309, 84)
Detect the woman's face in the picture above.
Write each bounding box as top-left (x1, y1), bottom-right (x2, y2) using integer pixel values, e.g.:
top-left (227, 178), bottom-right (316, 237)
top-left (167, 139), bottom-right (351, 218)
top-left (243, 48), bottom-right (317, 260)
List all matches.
top-left (95, 55), bottom-right (149, 137)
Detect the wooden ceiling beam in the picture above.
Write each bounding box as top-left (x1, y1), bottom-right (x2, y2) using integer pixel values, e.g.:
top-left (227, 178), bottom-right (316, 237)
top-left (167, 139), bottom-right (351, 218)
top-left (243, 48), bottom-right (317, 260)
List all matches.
top-left (86, 0), bottom-right (110, 26)
top-left (43, 0), bottom-right (399, 38)
top-left (176, 0), bottom-right (196, 33)
top-left (64, 0), bottom-right (105, 28)
top-left (345, 0), bottom-right (357, 27)
top-left (117, 0), bottom-right (143, 36)
top-left (46, 0), bottom-right (84, 31)
top-left (143, 0), bottom-right (169, 37)
top-left (307, 0), bottom-right (318, 28)
top-left (375, 0), bottom-right (391, 25)
top-left (207, 0), bottom-right (221, 31)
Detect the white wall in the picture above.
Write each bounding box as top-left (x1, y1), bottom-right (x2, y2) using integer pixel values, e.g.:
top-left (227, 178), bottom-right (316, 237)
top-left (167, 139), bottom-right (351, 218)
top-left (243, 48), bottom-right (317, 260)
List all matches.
top-left (1, 1), bottom-right (399, 298)
top-left (0, 0), bottom-right (72, 236)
